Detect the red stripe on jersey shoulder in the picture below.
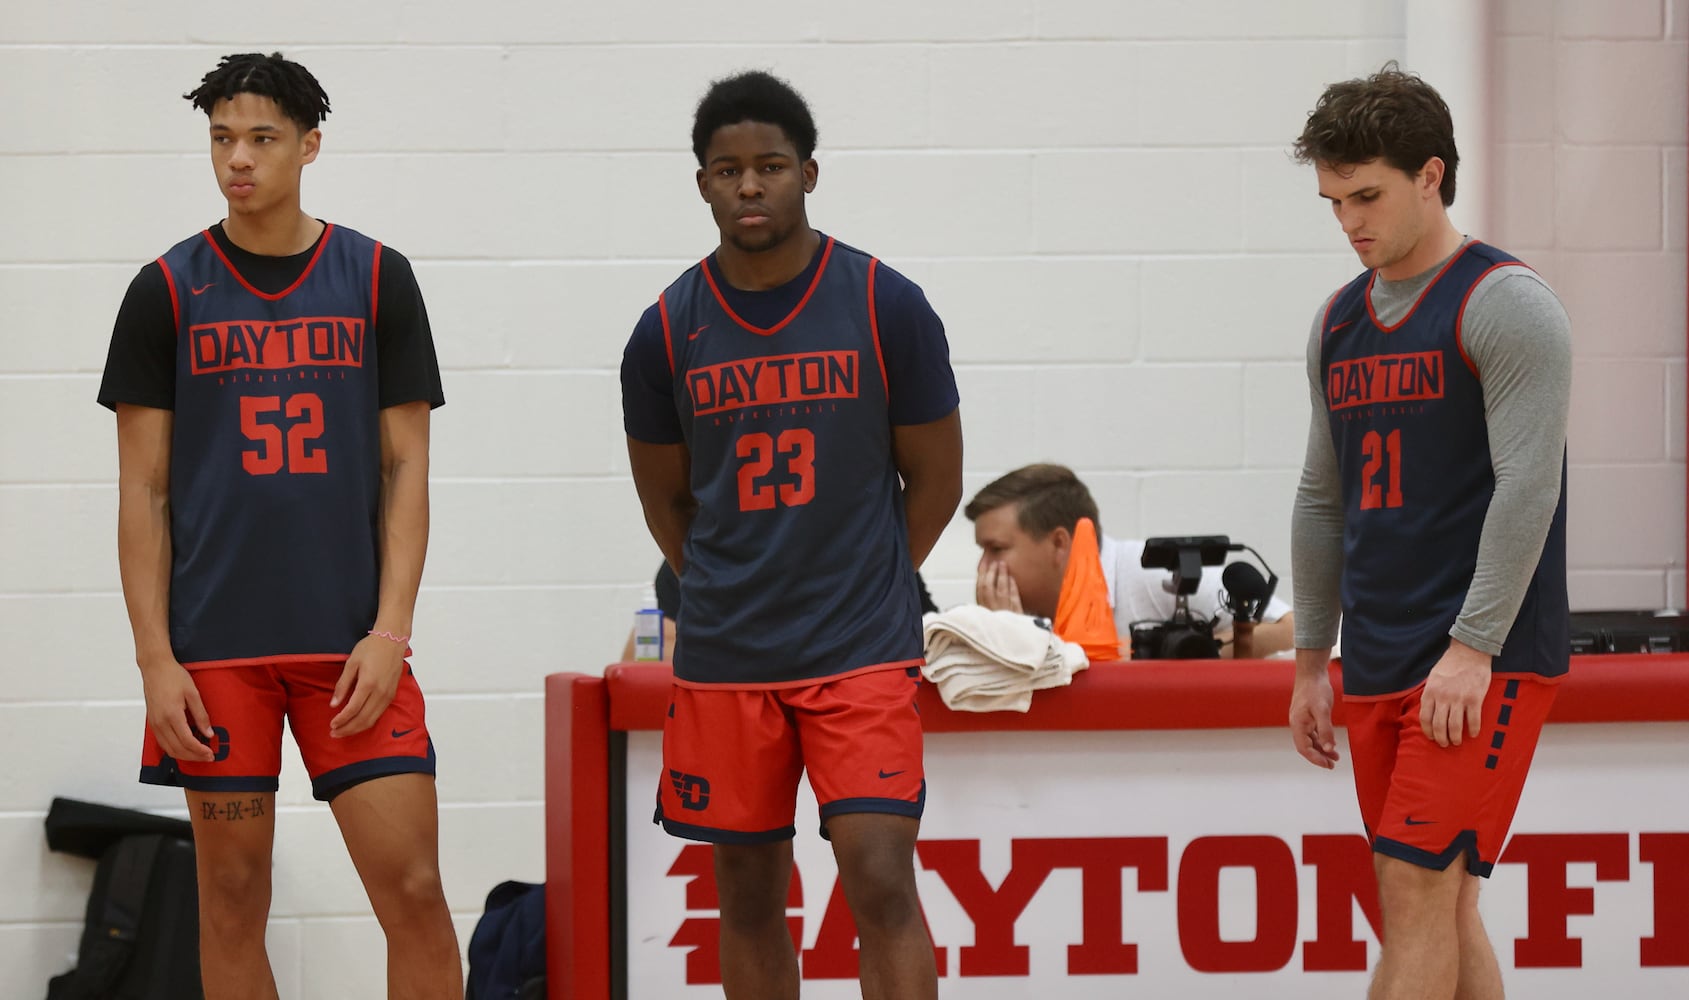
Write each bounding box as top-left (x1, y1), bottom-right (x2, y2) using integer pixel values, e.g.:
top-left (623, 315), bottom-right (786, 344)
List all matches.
top-left (1455, 260), bottom-right (1539, 379)
top-left (157, 257), bottom-right (181, 334)
top-left (657, 292), bottom-right (675, 376)
top-left (370, 241), bottom-right (383, 328)
top-left (1364, 241), bottom-right (1474, 334)
top-left (866, 257), bottom-right (889, 397)
top-left (203, 222), bottom-right (336, 301)
top-left (701, 236), bottom-right (835, 337)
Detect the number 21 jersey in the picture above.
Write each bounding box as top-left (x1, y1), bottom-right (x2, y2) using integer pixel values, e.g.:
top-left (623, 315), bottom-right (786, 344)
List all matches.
top-left (1321, 241), bottom-right (1569, 696)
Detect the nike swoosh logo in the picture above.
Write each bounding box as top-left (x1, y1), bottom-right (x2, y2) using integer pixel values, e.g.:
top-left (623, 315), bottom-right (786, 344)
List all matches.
top-left (391, 727), bottom-right (417, 739)
top-left (191, 283), bottom-right (216, 295)
top-left (878, 769), bottom-right (906, 779)
top-left (1328, 320), bottom-right (1353, 333)
top-left (1403, 816), bottom-right (1436, 826)
top-left (688, 324), bottom-right (710, 340)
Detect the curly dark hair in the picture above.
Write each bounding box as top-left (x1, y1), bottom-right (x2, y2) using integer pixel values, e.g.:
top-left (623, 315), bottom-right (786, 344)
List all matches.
top-left (964, 464), bottom-right (1102, 539)
top-left (1293, 61), bottom-right (1458, 206)
top-left (184, 52), bottom-right (331, 133)
top-left (691, 70), bottom-right (818, 166)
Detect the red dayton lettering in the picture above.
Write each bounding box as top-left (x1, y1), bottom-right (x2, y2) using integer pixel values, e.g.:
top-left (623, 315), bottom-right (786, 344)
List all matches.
top-left (687, 351), bottom-right (858, 416)
top-left (664, 831), bottom-right (1688, 981)
top-left (921, 837), bottom-right (1167, 976)
top-left (1640, 833), bottom-right (1689, 966)
top-left (189, 317), bottom-right (365, 374)
top-left (1327, 351), bottom-right (1444, 411)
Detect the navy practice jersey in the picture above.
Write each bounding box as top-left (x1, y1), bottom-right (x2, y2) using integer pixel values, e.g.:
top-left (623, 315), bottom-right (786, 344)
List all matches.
top-left (99, 223), bottom-right (443, 666)
top-left (622, 236), bottom-right (959, 687)
top-left (1321, 242), bottom-right (1569, 696)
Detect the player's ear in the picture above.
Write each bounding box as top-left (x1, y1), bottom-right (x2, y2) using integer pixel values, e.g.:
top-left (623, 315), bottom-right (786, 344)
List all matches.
top-left (300, 127), bottom-right (321, 165)
top-left (696, 167), bottom-right (708, 201)
top-left (802, 158), bottom-right (818, 194)
top-left (1417, 156), bottom-right (1444, 201)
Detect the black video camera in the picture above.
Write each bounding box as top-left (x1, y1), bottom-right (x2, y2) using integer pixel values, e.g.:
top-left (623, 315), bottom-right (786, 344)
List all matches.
top-left (1128, 535), bottom-right (1229, 660)
top-left (1127, 534), bottom-right (1282, 660)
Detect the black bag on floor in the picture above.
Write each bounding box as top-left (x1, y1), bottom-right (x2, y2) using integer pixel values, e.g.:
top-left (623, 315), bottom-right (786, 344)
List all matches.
top-left (44, 798), bottom-right (203, 1000)
top-left (465, 880), bottom-right (546, 1000)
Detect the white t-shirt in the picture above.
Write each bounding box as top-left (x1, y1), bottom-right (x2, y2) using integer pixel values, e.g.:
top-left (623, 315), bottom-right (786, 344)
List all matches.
top-left (1100, 534), bottom-right (1290, 640)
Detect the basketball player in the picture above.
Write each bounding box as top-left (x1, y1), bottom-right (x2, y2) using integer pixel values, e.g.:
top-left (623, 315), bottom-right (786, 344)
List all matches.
top-left (1287, 65), bottom-right (1571, 1000)
top-left (621, 71), bottom-right (962, 1000)
top-left (98, 53), bottom-right (460, 999)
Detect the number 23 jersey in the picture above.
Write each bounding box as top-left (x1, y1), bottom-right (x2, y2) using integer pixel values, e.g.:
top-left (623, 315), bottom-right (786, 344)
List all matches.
top-left (623, 236), bottom-right (959, 687)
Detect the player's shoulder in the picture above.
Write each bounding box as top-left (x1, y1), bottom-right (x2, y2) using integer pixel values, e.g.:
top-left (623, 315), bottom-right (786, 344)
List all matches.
top-left (633, 298), bottom-right (666, 336)
top-left (155, 227), bottom-right (217, 267)
top-left (828, 238), bottom-right (917, 286)
top-left (1462, 246), bottom-right (1562, 317)
top-left (655, 256), bottom-right (710, 300)
top-left (831, 243), bottom-right (933, 320)
top-left (323, 221), bottom-right (380, 250)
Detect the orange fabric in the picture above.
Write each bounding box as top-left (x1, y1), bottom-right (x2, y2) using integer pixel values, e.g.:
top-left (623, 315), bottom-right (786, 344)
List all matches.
top-left (1053, 518), bottom-right (1121, 661)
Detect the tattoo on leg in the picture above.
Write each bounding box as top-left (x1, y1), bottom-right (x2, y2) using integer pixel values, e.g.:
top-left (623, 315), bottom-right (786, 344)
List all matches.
top-left (199, 798), bottom-right (269, 822)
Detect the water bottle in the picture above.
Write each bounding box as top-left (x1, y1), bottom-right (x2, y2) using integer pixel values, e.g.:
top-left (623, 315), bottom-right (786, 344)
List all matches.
top-left (633, 585), bottom-right (665, 661)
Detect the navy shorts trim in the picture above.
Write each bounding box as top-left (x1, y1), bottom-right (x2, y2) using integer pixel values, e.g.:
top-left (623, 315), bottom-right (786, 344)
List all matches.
top-left (311, 740), bottom-right (437, 802)
top-left (817, 781), bottom-right (927, 839)
top-left (656, 806), bottom-right (796, 845)
top-left (1374, 829), bottom-right (1492, 877)
top-left (141, 758), bottom-right (280, 794)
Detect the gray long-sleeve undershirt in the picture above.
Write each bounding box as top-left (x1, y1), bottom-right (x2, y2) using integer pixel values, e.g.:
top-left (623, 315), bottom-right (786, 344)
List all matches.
top-left (1291, 242), bottom-right (1573, 655)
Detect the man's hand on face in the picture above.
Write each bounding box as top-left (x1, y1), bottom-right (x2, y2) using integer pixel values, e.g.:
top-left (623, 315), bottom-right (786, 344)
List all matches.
top-left (975, 554), bottom-right (1025, 614)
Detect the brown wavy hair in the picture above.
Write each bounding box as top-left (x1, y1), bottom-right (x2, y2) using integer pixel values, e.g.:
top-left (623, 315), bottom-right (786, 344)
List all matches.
top-left (1293, 61), bottom-right (1459, 206)
top-left (964, 464), bottom-right (1100, 538)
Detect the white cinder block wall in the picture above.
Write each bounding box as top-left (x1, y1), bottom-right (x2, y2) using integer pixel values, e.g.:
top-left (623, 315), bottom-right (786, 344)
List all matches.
top-left (0, 1), bottom-right (1681, 995)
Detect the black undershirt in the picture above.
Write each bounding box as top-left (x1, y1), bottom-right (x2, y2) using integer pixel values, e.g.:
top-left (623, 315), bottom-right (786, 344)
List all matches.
top-left (98, 222), bottom-right (445, 411)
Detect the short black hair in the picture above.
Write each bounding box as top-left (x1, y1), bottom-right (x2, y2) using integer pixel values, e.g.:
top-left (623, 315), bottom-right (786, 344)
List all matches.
top-left (184, 52), bottom-right (331, 133)
top-left (691, 70), bottom-right (818, 166)
top-left (1293, 61), bottom-right (1459, 206)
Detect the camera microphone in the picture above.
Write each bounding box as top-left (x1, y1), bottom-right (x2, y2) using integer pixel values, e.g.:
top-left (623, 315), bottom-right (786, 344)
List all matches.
top-left (1221, 561), bottom-right (1277, 622)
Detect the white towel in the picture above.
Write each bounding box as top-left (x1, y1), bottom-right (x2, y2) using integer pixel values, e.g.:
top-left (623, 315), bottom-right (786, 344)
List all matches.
top-left (920, 606), bottom-right (1089, 713)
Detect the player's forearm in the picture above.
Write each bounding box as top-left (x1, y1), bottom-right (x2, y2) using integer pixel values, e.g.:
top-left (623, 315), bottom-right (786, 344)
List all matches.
top-left (642, 495), bottom-right (695, 575)
top-left (1452, 447), bottom-right (1564, 654)
top-left (902, 473), bottom-right (961, 570)
top-left (116, 479), bottom-right (175, 670)
top-left (374, 452), bottom-right (429, 635)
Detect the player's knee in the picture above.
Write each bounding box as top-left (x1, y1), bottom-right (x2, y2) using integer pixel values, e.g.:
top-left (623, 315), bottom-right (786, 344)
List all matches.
top-left (837, 851), bottom-right (921, 933)
top-left (371, 860), bottom-right (448, 921)
top-left (714, 844), bottom-right (792, 925)
top-left (197, 856), bottom-right (272, 928)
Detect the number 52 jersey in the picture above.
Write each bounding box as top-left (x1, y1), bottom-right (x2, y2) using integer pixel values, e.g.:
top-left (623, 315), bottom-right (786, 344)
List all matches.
top-left (100, 224), bottom-right (437, 668)
top-left (622, 236), bottom-right (959, 688)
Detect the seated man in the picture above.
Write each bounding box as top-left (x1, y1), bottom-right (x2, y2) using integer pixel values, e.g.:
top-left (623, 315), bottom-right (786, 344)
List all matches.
top-left (966, 464), bottom-right (1295, 659)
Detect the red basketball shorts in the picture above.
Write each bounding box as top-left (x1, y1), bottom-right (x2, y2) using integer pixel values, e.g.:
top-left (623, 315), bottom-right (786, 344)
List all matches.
top-left (140, 660), bottom-right (435, 802)
top-left (1346, 674), bottom-right (1558, 876)
top-left (657, 666), bottom-right (926, 843)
